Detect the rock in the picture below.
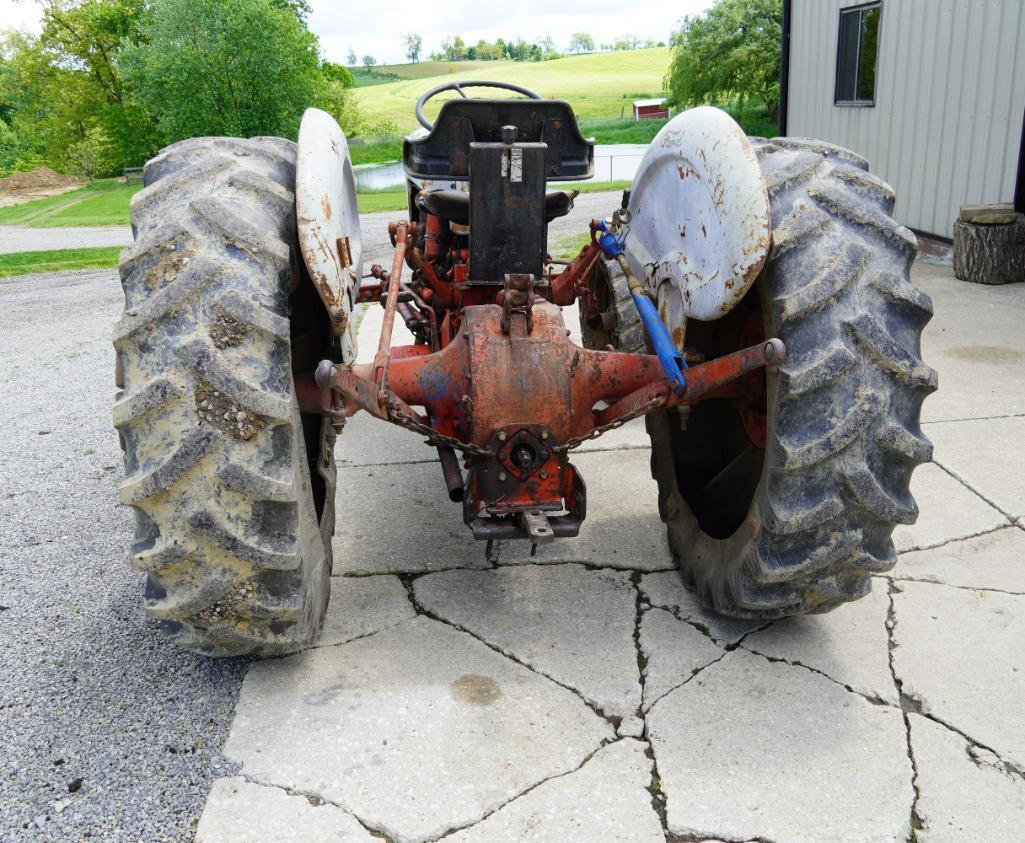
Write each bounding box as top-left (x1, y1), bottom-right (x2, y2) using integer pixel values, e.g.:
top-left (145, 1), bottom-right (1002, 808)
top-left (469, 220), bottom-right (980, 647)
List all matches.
top-left (638, 607), bottom-right (724, 711)
top-left (445, 740), bottom-right (663, 842)
top-left (317, 575), bottom-right (415, 648)
top-left (646, 649), bottom-right (912, 842)
top-left (638, 571), bottom-right (763, 645)
top-left (742, 585), bottom-right (897, 704)
top-left (223, 616), bottom-right (611, 842)
top-left (896, 526), bottom-right (1025, 593)
top-left (196, 777), bottom-right (374, 842)
top-left (892, 580), bottom-right (1025, 769)
top-left (909, 714), bottom-right (1025, 842)
top-left (414, 564), bottom-right (641, 720)
top-left (616, 716), bottom-right (645, 738)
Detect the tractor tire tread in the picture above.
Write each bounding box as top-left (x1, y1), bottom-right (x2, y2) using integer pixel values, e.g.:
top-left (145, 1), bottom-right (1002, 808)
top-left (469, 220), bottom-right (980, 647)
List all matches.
top-left (115, 137), bottom-right (331, 656)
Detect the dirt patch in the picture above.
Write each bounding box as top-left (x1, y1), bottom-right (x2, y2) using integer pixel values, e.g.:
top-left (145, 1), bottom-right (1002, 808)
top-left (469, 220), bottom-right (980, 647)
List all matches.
top-left (0, 167), bottom-right (85, 208)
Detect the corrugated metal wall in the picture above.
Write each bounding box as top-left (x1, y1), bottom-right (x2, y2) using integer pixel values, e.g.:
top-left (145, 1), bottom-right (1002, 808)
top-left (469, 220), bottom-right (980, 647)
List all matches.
top-left (787, 0), bottom-right (1025, 238)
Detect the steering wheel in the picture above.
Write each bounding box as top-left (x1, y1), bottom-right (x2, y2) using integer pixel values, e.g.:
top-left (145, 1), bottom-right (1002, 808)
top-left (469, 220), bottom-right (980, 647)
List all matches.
top-left (415, 80), bottom-right (543, 131)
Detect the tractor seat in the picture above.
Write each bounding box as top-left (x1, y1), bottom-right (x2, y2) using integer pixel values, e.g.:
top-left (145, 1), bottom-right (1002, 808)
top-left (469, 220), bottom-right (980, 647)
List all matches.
top-left (417, 189), bottom-right (577, 226)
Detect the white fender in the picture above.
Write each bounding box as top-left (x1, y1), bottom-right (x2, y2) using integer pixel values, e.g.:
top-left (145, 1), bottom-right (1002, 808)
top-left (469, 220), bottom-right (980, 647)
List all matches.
top-left (296, 107), bottom-right (363, 364)
top-left (624, 106), bottom-right (770, 331)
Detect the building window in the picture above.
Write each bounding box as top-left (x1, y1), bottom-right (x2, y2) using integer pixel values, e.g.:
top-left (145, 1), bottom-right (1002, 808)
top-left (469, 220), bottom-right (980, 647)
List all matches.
top-left (835, 2), bottom-right (881, 106)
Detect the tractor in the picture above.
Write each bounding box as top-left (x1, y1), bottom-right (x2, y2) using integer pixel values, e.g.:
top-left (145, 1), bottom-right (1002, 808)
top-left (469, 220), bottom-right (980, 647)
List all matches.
top-left (113, 82), bottom-right (936, 655)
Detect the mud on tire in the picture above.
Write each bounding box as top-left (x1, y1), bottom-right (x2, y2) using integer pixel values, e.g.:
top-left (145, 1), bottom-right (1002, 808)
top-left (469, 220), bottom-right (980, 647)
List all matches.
top-left (114, 137), bottom-right (335, 655)
top-left (587, 137), bottom-right (937, 617)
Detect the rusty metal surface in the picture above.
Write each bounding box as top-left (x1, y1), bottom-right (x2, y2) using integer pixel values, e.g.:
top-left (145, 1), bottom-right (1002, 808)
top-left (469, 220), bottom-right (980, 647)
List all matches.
top-left (624, 106), bottom-right (771, 324)
top-left (374, 222), bottom-right (408, 385)
top-left (296, 107), bottom-right (363, 363)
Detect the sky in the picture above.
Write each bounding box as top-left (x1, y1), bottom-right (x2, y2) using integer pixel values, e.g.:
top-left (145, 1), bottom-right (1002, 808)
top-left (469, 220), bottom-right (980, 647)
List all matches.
top-left (1, 0), bottom-right (715, 65)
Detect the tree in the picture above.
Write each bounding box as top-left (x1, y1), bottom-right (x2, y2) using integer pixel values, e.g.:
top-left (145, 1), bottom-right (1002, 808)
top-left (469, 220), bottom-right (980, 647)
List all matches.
top-left (123, 0), bottom-right (323, 142)
top-left (442, 35), bottom-right (467, 61)
top-left (569, 32), bottom-right (594, 53)
top-left (347, 47), bottom-right (357, 66)
top-left (665, 0), bottom-right (782, 119)
top-left (1, 0), bottom-right (161, 176)
top-left (362, 54), bottom-right (376, 68)
top-left (404, 33), bottom-right (422, 63)
top-left (322, 61), bottom-right (354, 87)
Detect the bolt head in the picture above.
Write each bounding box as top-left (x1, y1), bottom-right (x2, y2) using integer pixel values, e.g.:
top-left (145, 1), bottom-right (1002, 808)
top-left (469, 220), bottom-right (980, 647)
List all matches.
top-left (498, 431), bottom-right (508, 441)
top-left (498, 471), bottom-right (507, 482)
top-left (539, 470), bottom-right (548, 479)
top-left (540, 430), bottom-right (549, 440)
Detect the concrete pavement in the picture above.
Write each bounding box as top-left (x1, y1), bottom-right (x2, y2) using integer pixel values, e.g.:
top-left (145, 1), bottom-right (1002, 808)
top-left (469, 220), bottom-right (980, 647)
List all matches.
top-left (196, 261), bottom-right (1025, 842)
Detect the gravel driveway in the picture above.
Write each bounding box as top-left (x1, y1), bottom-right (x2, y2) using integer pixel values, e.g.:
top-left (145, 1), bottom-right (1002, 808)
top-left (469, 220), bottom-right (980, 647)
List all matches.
top-left (0, 269), bottom-right (248, 841)
top-left (0, 226), bottom-right (135, 254)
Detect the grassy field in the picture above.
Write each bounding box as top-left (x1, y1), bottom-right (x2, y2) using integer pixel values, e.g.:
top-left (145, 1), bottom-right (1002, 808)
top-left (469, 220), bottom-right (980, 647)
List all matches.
top-left (352, 60), bottom-right (496, 87)
top-left (0, 182), bottom-right (140, 227)
top-left (0, 246), bottom-right (122, 276)
top-left (352, 49), bottom-right (670, 131)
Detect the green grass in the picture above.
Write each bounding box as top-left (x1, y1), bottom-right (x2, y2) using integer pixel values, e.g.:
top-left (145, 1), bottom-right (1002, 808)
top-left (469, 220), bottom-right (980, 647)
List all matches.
top-left (0, 246), bottom-right (122, 277)
top-left (357, 180), bottom-right (630, 215)
top-left (0, 181), bottom-right (140, 227)
top-left (357, 190), bottom-right (407, 213)
top-left (579, 116), bottom-right (669, 145)
top-left (349, 138), bottom-right (404, 165)
top-left (551, 231), bottom-right (592, 260)
top-left (351, 49), bottom-right (671, 132)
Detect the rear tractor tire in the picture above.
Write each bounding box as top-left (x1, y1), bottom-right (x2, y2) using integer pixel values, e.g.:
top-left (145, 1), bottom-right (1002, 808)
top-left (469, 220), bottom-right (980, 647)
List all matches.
top-left (583, 137), bottom-right (937, 617)
top-left (113, 136), bottom-right (337, 656)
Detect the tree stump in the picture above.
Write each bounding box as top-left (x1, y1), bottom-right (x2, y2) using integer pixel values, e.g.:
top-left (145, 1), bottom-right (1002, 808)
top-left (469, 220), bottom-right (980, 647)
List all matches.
top-left (953, 214), bottom-right (1025, 285)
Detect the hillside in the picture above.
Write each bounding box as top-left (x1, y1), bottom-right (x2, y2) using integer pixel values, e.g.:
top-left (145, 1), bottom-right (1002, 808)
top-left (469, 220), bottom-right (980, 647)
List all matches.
top-left (352, 48), bottom-right (671, 131)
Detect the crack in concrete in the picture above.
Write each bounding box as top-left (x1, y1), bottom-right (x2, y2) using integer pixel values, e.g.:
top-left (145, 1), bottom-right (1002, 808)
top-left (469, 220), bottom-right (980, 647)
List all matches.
top-left (491, 555), bottom-right (676, 574)
top-left (923, 412), bottom-right (1025, 425)
top-left (931, 458), bottom-right (1017, 522)
top-left (306, 625), bottom-right (387, 652)
top-left (235, 771), bottom-right (392, 841)
top-left (670, 835), bottom-right (778, 843)
top-left (737, 645), bottom-right (895, 708)
top-left (642, 650), bottom-right (732, 714)
top-left (399, 573), bottom-right (624, 730)
top-left (898, 693), bottom-right (1025, 785)
top-left (641, 614), bottom-right (773, 713)
top-left (885, 580), bottom-right (924, 837)
top-left (893, 521), bottom-right (1011, 555)
top-left (336, 457), bottom-right (439, 468)
top-left (881, 573), bottom-right (1025, 597)
top-left (427, 737), bottom-right (639, 841)
top-left (631, 573), bottom-right (669, 834)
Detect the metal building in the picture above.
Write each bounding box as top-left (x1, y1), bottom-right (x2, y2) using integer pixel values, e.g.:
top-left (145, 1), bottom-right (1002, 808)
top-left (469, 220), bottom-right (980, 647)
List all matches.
top-left (779, 0), bottom-right (1025, 238)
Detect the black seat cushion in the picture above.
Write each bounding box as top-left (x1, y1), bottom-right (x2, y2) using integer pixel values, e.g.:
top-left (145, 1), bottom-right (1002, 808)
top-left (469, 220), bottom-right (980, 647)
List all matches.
top-left (418, 189), bottom-right (576, 226)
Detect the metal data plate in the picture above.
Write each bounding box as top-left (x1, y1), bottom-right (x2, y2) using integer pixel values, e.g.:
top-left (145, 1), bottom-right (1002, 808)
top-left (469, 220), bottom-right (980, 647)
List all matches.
top-left (296, 107), bottom-right (363, 364)
top-left (625, 106), bottom-right (770, 323)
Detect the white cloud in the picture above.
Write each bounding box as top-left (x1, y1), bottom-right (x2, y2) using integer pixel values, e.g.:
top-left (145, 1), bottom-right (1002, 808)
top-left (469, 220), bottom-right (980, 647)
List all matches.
top-left (0, 0), bottom-right (43, 34)
top-left (0, 0), bottom-right (714, 63)
top-left (312, 0), bottom-right (713, 63)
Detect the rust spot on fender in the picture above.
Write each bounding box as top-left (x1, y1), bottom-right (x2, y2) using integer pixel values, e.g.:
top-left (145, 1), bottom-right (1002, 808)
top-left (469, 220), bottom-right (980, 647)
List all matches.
top-left (321, 193), bottom-right (332, 220)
